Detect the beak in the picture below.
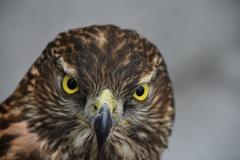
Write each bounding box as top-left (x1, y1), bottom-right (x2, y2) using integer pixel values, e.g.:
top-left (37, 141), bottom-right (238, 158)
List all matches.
top-left (93, 89), bottom-right (116, 152)
top-left (94, 103), bottom-right (113, 151)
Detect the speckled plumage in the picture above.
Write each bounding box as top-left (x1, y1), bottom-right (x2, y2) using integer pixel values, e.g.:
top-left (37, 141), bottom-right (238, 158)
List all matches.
top-left (0, 25), bottom-right (174, 160)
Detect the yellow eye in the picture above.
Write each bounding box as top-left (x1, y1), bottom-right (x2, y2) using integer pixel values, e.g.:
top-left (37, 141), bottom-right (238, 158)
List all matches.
top-left (62, 75), bottom-right (79, 94)
top-left (133, 84), bottom-right (149, 101)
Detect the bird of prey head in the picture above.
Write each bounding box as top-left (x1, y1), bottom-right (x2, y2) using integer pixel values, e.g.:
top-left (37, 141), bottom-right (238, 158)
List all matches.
top-left (0, 25), bottom-right (175, 160)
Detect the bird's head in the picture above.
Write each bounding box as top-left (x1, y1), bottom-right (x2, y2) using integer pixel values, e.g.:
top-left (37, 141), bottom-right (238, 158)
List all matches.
top-left (17, 25), bottom-right (174, 159)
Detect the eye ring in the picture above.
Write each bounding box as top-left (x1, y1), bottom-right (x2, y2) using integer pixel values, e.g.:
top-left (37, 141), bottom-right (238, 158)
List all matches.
top-left (133, 84), bottom-right (149, 101)
top-left (62, 75), bottom-right (79, 94)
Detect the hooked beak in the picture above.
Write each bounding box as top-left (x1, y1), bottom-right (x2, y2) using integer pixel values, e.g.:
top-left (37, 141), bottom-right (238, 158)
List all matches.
top-left (94, 103), bottom-right (113, 151)
top-left (93, 89), bottom-right (116, 153)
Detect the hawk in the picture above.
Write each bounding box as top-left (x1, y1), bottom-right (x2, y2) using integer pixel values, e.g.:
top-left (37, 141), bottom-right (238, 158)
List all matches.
top-left (0, 25), bottom-right (175, 160)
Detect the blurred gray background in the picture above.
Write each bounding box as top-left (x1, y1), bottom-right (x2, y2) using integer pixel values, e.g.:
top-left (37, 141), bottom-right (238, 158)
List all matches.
top-left (0, 0), bottom-right (240, 159)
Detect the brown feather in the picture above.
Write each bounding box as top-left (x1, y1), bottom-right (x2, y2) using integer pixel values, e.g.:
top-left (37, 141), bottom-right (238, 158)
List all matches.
top-left (0, 25), bottom-right (174, 160)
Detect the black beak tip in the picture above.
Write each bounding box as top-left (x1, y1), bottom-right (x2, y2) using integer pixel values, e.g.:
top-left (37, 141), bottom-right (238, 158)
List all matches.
top-left (94, 104), bottom-right (113, 150)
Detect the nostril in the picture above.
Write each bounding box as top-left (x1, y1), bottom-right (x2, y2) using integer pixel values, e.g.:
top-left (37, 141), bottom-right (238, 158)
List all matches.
top-left (113, 107), bottom-right (116, 112)
top-left (94, 105), bottom-right (98, 111)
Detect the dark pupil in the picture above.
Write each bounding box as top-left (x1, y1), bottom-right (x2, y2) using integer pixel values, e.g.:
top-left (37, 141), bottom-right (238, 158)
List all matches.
top-left (67, 79), bottom-right (77, 90)
top-left (136, 86), bottom-right (145, 96)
